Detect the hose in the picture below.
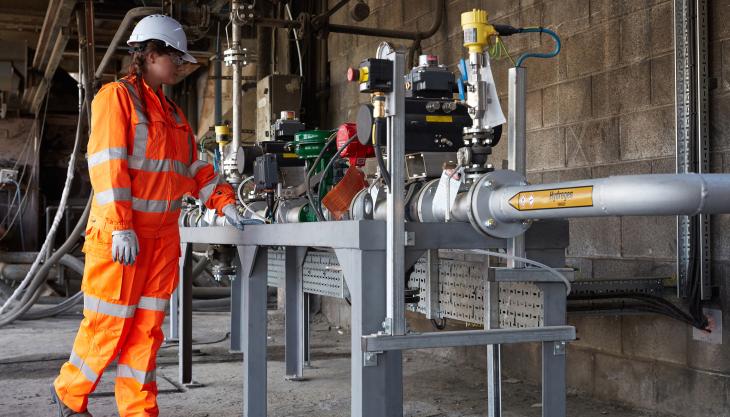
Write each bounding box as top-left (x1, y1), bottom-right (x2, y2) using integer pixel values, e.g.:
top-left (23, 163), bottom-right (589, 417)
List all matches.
top-left (20, 255), bottom-right (86, 320)
top-left (0, 195), bottom-right (91, 328)
top-left (514, 27), bottom-right (561, 68)
top-left (372, 118), bottom-right (391, 189)
top-left (469, 249), bottom-right (571, 295)
top-left (236, 176), bottom-right (267, 222)
top-left (0, 96), bottom-right (88, 317)
top-left (305, 132), bottom-right (337, 221)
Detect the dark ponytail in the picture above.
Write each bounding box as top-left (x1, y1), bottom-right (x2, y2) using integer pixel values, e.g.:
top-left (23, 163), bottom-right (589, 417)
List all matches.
top-left (127, 40), bottom-right (169, 119)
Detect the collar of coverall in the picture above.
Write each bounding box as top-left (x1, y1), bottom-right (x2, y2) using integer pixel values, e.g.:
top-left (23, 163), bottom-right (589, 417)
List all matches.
top-left (126, 74), bottom-right (178, 122)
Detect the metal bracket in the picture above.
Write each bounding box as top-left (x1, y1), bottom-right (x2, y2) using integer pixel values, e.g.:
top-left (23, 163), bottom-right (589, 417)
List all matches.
top-left (553, 341), bottom-right (566, 356)
top-left (381, 318), bottom-right (393, 335)
top-left (405, 231), bottom-right (415, 246)
top-left (363, 351), bottom-right (382, 367)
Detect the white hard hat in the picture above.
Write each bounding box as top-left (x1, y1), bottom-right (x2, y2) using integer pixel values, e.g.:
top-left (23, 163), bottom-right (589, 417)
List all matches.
top-left (127, 14), bottom-right (197, 63)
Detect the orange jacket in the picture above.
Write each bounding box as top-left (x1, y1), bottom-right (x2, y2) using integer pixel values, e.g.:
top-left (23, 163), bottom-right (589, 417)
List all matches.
top-left (85, 75), bottom-right (234, 240)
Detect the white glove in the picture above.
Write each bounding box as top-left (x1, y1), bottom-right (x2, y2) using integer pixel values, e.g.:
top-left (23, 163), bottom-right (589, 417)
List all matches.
top-left (111, 229), bottom-right (140, 265)
top-left (222, 204), bottom-right (263, 230)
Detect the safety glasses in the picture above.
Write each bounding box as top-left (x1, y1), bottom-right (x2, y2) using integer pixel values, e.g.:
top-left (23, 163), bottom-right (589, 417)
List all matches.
top-left (167, 51), bottom-right (185, 66)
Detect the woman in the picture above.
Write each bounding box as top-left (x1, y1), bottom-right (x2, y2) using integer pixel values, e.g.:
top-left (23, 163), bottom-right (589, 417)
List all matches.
top-left (50, 15), bottom-right (250, 417)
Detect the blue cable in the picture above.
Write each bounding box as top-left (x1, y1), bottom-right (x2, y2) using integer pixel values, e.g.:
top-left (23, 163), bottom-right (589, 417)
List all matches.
top-left (214, 148), bottom-right (221, 173)
top-left (515, 27), bottom-right (561, 68)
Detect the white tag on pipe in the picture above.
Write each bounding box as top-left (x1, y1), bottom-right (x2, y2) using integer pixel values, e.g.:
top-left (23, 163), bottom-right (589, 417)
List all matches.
top-left (432, 167), bottom-right (464, 220)
top-left (480, 63), bottom-right (506, 127)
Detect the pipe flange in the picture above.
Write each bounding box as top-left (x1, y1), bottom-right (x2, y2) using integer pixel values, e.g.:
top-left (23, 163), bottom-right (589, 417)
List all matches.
top-left (415, 178), bottom-right (440, 222)
top-left (349, 189), bottom-right (373, 220)
top-left (223, 47), bottom-right (249, 66)
top-left (467, 170), bottom-right (530, 238)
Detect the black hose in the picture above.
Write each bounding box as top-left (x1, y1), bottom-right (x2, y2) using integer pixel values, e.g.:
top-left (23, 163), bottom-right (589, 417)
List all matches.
top-left (305, 132), bottom-right (337, 221)
top-left (373, 118), bottom-right (390, 188)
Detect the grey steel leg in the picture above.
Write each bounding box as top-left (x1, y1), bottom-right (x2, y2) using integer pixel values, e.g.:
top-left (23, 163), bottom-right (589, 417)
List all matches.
top-left (285, 247), bottom-right (307, 380)
top-left (485, 269), bottom-right (501, 417)
top-left (335, 248), bottom-right (403, 417)
top-left (303, 293), bottom-right (311, 366)
top-left (230, 264), bottom-right (243, 353)
top-left (237, 245), bottom-right (268, 417)
top-left (539, 282), bottom-right (567, 417)
top-left (168, 287), bottom-right (179, 342)
top-left (178, 242), bottom-right (193, 385)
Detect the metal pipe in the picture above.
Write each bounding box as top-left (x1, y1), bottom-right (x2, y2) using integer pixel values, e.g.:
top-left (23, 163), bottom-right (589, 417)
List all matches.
top-left (487, 173), bottom-right (730, 222)
top-left (215, 22), bottom-right (223, 125)
top-left (95, 7), bottom-right (158, 79)
top-left (226, 0), bottom-right (244, 186)
top-left (252, 0), bottom-right (444, 41)
top-left (327, 0), bottom-right (443, 40)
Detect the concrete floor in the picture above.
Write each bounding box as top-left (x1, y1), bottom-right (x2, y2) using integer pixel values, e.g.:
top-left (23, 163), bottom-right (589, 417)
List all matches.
top-left (0, 307), bottom-right (670, 417)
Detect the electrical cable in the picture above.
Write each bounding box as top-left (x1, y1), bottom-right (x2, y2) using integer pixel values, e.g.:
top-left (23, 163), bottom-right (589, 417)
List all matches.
top-left (514, 27), bottom-right (561, 68)
top-left (320, 134), bottom-right (358, 184)
top-left (305, 132), bottom-right (337, 221)
top-left (372, 118), bottom-right (391, 189)
top-left (159, 332), bottom-right (231, 349)
top-left (236, 176), bottom-right (268, 222)
top-left (313, 133), bottom-right (358, 220)
top-left (469, 249), bottom-right (572, 295)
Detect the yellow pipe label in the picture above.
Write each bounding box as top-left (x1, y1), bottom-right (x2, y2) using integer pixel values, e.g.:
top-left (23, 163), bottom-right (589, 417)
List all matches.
top-left (282, 153), bottom-right (298, 159)
top-left (508, 186), bottom-right (594, 211)
top-left (425, 115), bottom-right (453, 123)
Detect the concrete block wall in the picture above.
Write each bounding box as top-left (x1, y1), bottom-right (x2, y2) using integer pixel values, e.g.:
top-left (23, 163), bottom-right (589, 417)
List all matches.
top-left (323, 0), bottom-right (730, 414)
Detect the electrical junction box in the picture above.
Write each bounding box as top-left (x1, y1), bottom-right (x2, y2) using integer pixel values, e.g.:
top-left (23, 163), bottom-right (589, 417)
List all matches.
top-left (0, 168), bottom-right (18, 184)
top-left (256, 75), bottom-right (301, 141)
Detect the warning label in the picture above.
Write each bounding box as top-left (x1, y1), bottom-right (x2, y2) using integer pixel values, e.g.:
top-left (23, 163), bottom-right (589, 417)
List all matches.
top-left (508, 186), bottom-right (594, 211)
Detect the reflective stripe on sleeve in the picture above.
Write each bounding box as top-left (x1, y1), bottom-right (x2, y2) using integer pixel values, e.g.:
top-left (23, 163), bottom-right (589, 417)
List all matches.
top-left (189, 160), bottom-right (207, 177)
top-left (198, 177), bottom-right (219, 204)
top-left (95, 188), bottom-right (132, 205)
top-left (87, 147), bottom-right (128, 169)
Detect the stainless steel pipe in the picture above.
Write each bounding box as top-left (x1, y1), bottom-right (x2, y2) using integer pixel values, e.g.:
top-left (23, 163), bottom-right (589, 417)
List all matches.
top-left (466, 171), bottom-right (730, 238)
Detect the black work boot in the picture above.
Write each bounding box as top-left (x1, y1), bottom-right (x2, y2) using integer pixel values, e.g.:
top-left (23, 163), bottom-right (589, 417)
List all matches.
top-left (50, 384), bottom-right (93, 417)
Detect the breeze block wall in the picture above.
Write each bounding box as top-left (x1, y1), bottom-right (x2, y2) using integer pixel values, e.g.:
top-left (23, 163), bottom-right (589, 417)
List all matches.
top-left (324, 1), bottom-right (730, 414)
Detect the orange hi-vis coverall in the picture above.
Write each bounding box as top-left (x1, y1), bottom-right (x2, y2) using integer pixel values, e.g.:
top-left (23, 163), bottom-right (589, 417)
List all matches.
top-left (54, 75), bottom-right (236, 416)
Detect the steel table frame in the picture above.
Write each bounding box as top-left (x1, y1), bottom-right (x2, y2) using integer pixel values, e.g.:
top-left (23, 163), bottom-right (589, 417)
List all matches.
top-left (175, 220), bottom-right (574, 417)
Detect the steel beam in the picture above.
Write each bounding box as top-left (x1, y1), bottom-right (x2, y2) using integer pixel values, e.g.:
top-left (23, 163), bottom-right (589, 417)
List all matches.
top-left (285, 247), bottom-right (308, 380)
top-left (336, 248), bottom-right (403, 417)
top-left (362, 326), bottom-right (575, 352)
top-left (237, 245), bottom-right (268, 417)
top-left (178, 242), bottom-right (193, 385)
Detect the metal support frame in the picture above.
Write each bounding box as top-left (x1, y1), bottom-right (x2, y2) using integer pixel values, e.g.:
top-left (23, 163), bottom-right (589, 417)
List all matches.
top-left (285, 247), bottom-right (308, 380)
top-left (674, 0), bottom-right (711, 299)
top-left (539, 282), bottom-right (568, 417)
top-left (507, 67), bottom-right (527, 268)
top-left (385, 49), bottom-right (407, 336)
top-left (177, 221), bottom-right (573, 417)
top-left (178, 242), bottom-right (193, 385)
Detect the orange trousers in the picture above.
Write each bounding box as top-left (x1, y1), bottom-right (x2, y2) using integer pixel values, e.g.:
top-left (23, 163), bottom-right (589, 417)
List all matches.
top-left (54, 233), bottom-right (180, 417)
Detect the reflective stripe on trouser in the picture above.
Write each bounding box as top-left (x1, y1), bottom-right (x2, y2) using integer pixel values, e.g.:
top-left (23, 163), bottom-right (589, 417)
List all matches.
top-left (54, 235), bottom-right (180, 417)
